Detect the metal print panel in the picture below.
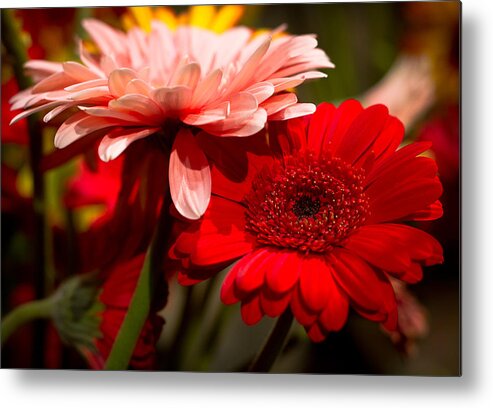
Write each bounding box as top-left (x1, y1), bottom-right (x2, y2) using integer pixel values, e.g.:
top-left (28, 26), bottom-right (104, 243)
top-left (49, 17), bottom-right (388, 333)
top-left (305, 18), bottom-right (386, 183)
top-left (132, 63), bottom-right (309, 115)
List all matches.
top-left (1, 2), bottom-right (460, 375)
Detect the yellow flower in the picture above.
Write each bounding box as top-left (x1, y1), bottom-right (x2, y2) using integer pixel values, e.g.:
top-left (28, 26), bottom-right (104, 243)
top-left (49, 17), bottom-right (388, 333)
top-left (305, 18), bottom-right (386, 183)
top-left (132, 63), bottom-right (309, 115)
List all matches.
top-left (122, 5), bottom-right (244, 33)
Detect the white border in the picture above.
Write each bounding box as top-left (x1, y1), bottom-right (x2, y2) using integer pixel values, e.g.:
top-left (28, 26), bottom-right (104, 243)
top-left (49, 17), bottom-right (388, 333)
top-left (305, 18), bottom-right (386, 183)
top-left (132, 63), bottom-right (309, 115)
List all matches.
top-left (2, 0), bottom-right (493, 407)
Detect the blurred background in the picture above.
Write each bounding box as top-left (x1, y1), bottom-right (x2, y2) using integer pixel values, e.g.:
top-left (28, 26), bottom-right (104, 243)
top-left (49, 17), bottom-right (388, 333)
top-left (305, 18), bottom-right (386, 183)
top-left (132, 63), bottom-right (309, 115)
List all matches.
top-left (1, 2), bottom-right (460, 374)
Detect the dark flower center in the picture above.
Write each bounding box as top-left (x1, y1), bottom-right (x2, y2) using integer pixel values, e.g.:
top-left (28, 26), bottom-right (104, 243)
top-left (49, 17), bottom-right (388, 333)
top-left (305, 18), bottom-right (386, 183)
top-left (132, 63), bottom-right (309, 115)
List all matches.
top-left (244, 152), bottom-right (369, 254)
top-left (293, 195), bottom-right (321, 219)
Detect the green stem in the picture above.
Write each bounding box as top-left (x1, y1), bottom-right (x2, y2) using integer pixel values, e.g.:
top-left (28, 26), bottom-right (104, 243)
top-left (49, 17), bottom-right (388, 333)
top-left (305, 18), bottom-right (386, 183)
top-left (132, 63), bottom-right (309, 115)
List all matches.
top-left (103, 250), bottom-right (153, 370)
top-left (104, 193), bottom-right (170, 370)
top-left (1, 298), bottom-right (53, 346)
top-left (248, 309), bottom-right (294, 373)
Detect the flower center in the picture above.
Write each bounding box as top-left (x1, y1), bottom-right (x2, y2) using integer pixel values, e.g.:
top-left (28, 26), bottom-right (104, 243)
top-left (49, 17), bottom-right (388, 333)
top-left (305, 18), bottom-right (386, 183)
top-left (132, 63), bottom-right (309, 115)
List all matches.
top-left (292, 195), bottom-right (321, 219)
top-left (244, 152), bottom-right (369, 254)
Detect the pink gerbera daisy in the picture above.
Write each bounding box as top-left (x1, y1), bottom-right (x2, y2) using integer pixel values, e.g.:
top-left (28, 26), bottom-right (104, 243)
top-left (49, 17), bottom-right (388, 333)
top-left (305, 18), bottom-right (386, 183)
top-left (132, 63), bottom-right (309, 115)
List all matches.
top-left (10, 18), bottom-right (333, 219)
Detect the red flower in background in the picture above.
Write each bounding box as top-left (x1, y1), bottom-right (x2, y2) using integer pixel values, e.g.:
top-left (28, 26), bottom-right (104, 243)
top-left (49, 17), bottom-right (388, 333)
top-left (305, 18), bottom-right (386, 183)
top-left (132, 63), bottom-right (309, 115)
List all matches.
top-left (49, 142), bottom-right (168, 369)
top-left (2, 78), bottom-right (29, 145)
top-left (418, 105), bottom-right (459, 185)
top-left (416, 105), bottom-right (459, 246)
top-left (53, 138), bottom-right (169, 276)
top-left (172, 100), bottom-right (443, 341)
top-left (382, 279), bottom-right (429, 357)
top-left (83, 255), bottom-right (164, 370)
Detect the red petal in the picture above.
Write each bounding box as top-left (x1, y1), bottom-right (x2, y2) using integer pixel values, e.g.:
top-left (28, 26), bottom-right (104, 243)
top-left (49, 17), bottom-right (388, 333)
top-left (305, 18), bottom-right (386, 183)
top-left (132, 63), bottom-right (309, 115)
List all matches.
top-left (323, 99), bottom-right (363, 152)
top-left (241, 296), bottom-right (264, 325)
top-left (367, 177), bottom-right (442, 224)
top-left (299, 256), bottom-right (331, 312)
top-left (290, 285), bottom-right (317, 326)
top-left (330, 249), bottom-right (396, 322)
top-left (318, 267), bottom-right (350, 332)
top-left (220, 267), bottom-right (241, 305)
top-left (190, 232), bottom-right (254, 266)
top-left (196, 130), bottom-right (273, 203)
top-left (369, 225), bottom-right (444, 267)
top-left (259, 289), bottom-right (291, 318)
top-left (265, 251), bottom-right (300, 294)
top-left (400, 263), bottom-right (424, 284)
top-left (343, 227), bottom-right (413, 274)
top-left (307, 322), bottom-right (327, 342)
top-left (366, 156), bottom-right (438, 198)
top-left (177, 271), bottom-right (205, 286)
top-left (99, 255), bottom-right (146, 308)
top-left (307, 102), bottom-right (336, 154)
top-left (268, 117), bottom-right (308, 156)
top-left (405, 200), bottom-right (444, 221)
top-left (234, 248), bottom-right (271, 293)
top-left (333, 104), bottom-right (389, 166)
top-left (369, 115), bottom-right (404, 164)
top-left (186, 197), bottom-right (255, 266)
top-left (365, 141), bottom-right (432, 185)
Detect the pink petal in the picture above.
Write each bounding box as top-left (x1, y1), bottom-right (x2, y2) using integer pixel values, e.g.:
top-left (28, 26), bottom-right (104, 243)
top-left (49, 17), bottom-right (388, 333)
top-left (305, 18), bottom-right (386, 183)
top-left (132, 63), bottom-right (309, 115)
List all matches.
top-left (98, 127), bottom-right (160, 161)
top-left (125, 78), bottom-right (152, 96)
top-left (214, 27), bottom-right (252, 67)
top-left (268, 103), bottom-right (316, 120)
top-left (10, 101), bottom-right (61, 125)
top-left (200, 92), bottom-right (258, 134)
top-left (228, 37), bottom-right (271, 94)
top-left (43, 103), bottom-right (78, 123)
top-left (127, 28), bottom-right (148, 68)
top-left (9, 87), bottom-right (33, 106)
top-left (82, 19), bottom-right (126, 57)
top-left (65, 79), bottom-right (108, 92)
top-left (63, 62), bottom-right (100, 82)
top-left (245, 82), bottom-right (275, 104)
top-left (54, 112), bottom-right (120, 148)
top-left (191, 69), bottom-right (223, 108)
top-left (32, 72), bottom-right (76, 93)
top-left (169, 128), bottom-right (211, 220)
top-left (24, 60), bottom-right (63, 79)
top-left (78, 40), bottom-right (106, 79)
top-left (152, 86), bottom-right (192, 112)
top-left (210, 108), bottom-right (267, 137)
top-left (169, 62), bottom-right (201, 90)
top-left (255, 35), bottom-right (318, 80)
top-left (181, 101), bottom-right (229, 126)
top-left (262, 93), bottom-right (298, 116)
top-left (79, 106), bottom-right (143, 123)
top-left (109, 94), bottom-right (163, 120)
top-left (100, 55), bottom-right (118, 77)
top-left (189, 28), bottom-right (218, 70)
top-left (68, 86), bottom-right (110, 101)
top-left (108, 68), bottom-right (137, 97)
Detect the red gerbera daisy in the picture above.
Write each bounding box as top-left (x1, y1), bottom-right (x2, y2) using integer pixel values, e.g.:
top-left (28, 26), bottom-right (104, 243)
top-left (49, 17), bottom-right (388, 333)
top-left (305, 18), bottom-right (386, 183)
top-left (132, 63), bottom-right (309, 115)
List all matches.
top-left (172, 100), bottom-right (443, 342)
